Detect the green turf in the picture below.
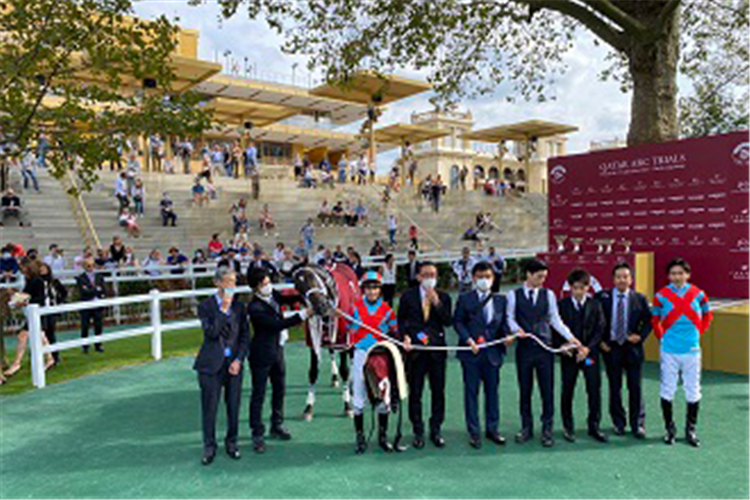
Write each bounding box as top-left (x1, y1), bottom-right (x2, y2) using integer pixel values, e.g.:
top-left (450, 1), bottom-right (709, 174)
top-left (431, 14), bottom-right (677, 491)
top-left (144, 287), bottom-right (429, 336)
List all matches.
top-left (0, 341), bottom-right (747, 499)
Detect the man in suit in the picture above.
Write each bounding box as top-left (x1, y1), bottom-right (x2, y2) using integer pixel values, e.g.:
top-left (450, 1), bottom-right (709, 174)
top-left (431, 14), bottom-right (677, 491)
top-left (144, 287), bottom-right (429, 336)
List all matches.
top-left (597, 261), bottom-right (652, 438)
top-left (453, 261), bottom-right (511, 449)
top-left (405, 250), bottom-right (421, 289)
top-left (75, 258), bottom-right (106, 353)
top-left (194, 266), bottom-right (249, 465)
top-left (247, 267), bottom-right (310, 453)
top-left (507, 259), bottom-right (582, 447)
top-left (556, 269), bottom-right (608, 443)
top-left (398, 261), bottom-right (452, 449)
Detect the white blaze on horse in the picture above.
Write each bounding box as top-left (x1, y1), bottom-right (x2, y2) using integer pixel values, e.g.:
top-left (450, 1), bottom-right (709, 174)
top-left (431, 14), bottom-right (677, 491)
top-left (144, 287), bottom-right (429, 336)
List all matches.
top-left (292, 263), bottom-right (360, 420)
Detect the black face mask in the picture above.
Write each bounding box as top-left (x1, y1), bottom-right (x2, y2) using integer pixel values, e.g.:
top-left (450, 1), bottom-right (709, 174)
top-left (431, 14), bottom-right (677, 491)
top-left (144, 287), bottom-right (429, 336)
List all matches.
top-left (41, 274), bottom-right (51, 281)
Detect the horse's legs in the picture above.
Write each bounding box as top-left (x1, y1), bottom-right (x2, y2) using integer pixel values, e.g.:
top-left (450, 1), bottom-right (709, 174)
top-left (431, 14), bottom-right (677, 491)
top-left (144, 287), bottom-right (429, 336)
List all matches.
top-left (303, 348), bottom-right (319, 420)
top-left (329, 348), bottom-right (340, 387)
top-left (340, 351), bottom-right (353, 417)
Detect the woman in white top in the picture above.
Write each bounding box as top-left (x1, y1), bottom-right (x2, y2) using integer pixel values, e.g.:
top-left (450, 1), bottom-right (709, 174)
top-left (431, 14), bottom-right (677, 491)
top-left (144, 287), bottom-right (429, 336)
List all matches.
top-left (380, 253), bottom-right (397, 307)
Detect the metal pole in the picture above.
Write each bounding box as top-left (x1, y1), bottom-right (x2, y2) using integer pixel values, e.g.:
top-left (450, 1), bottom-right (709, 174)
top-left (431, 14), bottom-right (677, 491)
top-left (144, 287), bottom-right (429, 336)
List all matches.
top-left (113, 270), bottom-right (121, 325)
top-left (27, 304), bottom-right (45, 388)
top-left (150, 289), bottom-right (162, 360)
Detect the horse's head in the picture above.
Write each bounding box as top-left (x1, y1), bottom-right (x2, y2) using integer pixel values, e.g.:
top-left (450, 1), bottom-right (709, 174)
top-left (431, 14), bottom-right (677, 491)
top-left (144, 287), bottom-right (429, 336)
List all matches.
top-left (292, 265), bottom-right (337, 317)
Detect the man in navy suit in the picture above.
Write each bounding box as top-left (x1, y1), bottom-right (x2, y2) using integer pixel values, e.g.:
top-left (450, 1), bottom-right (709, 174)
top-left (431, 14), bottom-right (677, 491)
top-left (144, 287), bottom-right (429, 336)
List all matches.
top-left (453, 261), bottom-right (511, 449)
top-left (194, 266), bottom-right (250, 465)
top-left (597, 261), bottom-right (652, 439)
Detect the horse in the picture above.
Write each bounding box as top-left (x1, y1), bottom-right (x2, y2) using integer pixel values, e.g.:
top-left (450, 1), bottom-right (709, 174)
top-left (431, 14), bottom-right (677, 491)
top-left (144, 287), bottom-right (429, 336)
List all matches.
top-left (363, 341), bottom-right (408, 451)
top-left (292, 262), bottom-right (360, 420)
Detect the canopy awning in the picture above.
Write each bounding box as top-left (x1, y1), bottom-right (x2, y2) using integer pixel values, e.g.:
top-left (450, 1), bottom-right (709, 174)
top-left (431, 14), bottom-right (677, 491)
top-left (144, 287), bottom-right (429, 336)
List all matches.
top-left (460, 120), bottom-right (578, 142)
top-left (310, 71), bottom-right (431, 105)
top-left (204, 97), bottom-right (298, 128)
top-left (373, 123), bottom-right (450, 145)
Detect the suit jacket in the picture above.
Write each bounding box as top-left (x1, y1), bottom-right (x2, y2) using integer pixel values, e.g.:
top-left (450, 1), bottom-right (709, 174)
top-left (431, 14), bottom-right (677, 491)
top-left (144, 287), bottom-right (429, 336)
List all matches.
top-left (554, 296), bottom-right (605, 351)
top-left (453, 291), bottom-right (509, 366)
top-left (397, 286), bottom-right (452, 349)
top-left (596, 289), bottom-right (652, 361)
top-left (247, 290), bottom-right (304, 365)
top-left (405, 260), bottom-right (421, 287)
top-left (193, 296), bottom-right (250, 375)
top-left (75, 272), bottom-right (107, 301)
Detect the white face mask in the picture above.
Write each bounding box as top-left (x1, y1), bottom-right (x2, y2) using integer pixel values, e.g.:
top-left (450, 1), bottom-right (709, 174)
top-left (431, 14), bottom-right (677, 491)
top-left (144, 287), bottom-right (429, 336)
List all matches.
top-left (223, 287), bottom-right (237, 299)
top-left (258, 283), bottom-right (273, 297)
top-left (475, 278), bottom-right (492, 293)
top-left (421, 278), bottom-right (437, 290)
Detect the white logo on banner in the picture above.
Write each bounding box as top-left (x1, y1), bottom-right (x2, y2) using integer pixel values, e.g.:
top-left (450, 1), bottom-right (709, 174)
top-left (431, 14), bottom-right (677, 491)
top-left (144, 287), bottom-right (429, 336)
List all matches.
top-left (732, 142), bottom-right (749, 166)
top-left (550, 165), bottom-right (567, 184)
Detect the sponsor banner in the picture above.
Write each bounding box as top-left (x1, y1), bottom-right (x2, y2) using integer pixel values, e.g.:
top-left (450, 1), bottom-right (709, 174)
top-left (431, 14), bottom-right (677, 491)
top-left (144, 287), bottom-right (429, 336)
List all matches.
top-left (548, 131), bottom-right (749, 298)
top-left (536, 252), bottom-right (636, 299)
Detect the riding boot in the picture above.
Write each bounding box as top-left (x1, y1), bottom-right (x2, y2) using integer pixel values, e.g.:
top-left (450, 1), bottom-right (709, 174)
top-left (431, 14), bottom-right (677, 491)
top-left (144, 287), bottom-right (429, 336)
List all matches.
top-left (378, 413), bottom-right (394, 452)
top-left (686, 402), bottom-right (701, 448)
top-left (661, 398), bottom-right (676, 445)
top-left (354, 414), bottom-right (367, 454)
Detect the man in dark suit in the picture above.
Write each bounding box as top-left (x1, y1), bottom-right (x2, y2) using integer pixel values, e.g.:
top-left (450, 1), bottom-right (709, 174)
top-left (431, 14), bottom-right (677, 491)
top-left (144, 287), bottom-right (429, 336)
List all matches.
top-left (246, 267), bottom-right (310, 453)
top-left (405, 249), bottom-right (421, 289)
top-left (398, 261), bottom-right (452, 449)
top-left (596, 261), bottom-right (652, 439)
top-left (453, 261), bottom-right (511, 449)
top-left (556, 269), bottom-right (608, 443)
top-left (194, 266), bottom-right (249, 465)
top-left (75, 258), bottom-right (106, 353)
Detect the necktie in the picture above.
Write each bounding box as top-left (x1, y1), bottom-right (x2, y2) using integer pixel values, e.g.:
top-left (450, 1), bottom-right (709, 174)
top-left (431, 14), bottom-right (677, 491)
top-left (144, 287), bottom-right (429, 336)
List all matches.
top-left (422, 297), bottom-right (431, 322)
top-left (615, 293), bottom-right (627, 344)
top-left (529, 289), bottom-right (536, 305)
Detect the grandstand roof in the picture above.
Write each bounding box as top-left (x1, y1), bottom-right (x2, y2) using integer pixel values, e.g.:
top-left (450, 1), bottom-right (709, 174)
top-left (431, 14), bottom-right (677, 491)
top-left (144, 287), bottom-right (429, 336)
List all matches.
top-left (460, 120), bottom-right (578, 142)
top-left (310, 71), bottom-right (432, 105)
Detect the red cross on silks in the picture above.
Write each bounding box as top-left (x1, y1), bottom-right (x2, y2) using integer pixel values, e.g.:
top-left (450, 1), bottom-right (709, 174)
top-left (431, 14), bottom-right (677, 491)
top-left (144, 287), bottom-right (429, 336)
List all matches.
top-left (653, 285), bottom-right (712, 338)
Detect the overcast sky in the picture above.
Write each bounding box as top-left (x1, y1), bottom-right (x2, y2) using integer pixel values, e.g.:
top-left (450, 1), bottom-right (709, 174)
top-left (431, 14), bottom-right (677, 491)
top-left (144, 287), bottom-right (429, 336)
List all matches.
top-left (134, 1), bottom-right (638, 154)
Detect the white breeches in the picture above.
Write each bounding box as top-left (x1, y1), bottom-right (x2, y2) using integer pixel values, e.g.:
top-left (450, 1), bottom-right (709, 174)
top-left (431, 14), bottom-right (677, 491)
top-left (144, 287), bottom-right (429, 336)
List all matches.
top-left (660, 351), bottom-right (702, 403)
top-left (351, 349), bottom-right (388, 416)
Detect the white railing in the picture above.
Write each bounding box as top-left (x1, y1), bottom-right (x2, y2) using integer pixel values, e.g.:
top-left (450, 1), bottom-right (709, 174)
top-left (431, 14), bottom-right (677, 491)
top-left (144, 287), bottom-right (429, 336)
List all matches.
top-left (25, 283), bottom-right (293, 389)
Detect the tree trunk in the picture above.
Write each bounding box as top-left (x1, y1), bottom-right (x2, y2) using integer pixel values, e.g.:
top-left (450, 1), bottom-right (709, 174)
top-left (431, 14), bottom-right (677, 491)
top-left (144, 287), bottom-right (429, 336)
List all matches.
top-left (626, 6), bottom-right (680, 146)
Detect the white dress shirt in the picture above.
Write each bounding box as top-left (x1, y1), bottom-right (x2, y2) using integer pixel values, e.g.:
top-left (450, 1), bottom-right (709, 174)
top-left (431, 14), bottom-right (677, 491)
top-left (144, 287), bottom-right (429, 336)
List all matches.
top-left (506, 283), bottom-right (574, 340)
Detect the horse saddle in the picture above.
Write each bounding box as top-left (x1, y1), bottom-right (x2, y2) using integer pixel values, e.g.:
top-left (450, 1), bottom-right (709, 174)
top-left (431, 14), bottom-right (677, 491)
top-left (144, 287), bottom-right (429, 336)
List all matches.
top-left (364, 342), bottom-right (408, 412)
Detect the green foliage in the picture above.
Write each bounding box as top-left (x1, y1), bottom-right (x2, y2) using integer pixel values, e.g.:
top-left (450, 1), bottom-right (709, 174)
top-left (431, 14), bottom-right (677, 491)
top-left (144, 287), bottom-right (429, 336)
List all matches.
top-left (0, 0), bottom-right (213, 191)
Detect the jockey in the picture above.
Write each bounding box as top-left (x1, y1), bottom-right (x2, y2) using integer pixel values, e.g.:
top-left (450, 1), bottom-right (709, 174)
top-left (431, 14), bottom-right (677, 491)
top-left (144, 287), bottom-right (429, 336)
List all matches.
top-left (348, 270), bottom-right (399, 454)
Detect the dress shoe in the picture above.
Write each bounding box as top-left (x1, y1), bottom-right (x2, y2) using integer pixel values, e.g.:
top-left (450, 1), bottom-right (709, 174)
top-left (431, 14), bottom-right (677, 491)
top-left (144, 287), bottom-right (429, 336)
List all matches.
top-left (413, 435), bottom-right (425, 449)
top-left (541, 430), bottom-right (555, 448)
top-left (612, 426), bottom-right (625, 436)
top-left (633, 427), bottom-right (646, 439)
top-left (515, 428), bottom-right (533, 444)
top-left (430, 433), bottom-right (446, 448)
top-left (588, 428), bottom-right (609, 443)
top-left (563, 429), bottom-right (576, 443)
top-left (485, 431), bottom-right (506, 445)
top-left (270, 426), bottom-right (292, 440)
top-left (469, 435), bottom-right (482, 449)
top-left (252, 438), bottom-right (266, 454)
top-left (225, 446), bottom-right (241, 460)
top-left (201, 453), bottom-right (215, 466)
top-left (95, 345), bottom-right (104, 353)
top-left (82, 346), bottom-right (90, 354)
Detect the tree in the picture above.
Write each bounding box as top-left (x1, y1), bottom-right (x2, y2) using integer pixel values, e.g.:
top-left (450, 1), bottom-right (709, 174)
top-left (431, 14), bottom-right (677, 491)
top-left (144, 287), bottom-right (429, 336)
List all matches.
top-left (206, 0), bottom-right (746, 146)
top-left (0, 0), bottom-right (213, 191)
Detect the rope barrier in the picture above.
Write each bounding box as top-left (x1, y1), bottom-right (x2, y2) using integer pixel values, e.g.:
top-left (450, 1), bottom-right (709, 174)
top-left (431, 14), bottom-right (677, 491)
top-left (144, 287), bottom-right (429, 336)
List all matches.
top-left (335, 307), bottom-right (579, 355)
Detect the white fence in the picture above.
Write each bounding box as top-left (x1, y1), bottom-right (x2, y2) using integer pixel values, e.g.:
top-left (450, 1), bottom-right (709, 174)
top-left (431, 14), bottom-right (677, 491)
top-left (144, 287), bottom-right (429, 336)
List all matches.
top-left (25, 283), bottom-right (293, 389)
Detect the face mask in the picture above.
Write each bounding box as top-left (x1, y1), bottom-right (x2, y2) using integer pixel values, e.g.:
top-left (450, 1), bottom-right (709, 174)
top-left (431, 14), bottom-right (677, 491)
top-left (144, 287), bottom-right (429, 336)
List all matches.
top-left (258, 283), bottom-right (273, 297)
top-left (2, 253), bottom-right (10, 259)
top-left (475, 278), bottom-right (492, 293)
top-left (223, 287), bottom-right (237, 298)
top-left (421, 278), bottom-right (437, 290)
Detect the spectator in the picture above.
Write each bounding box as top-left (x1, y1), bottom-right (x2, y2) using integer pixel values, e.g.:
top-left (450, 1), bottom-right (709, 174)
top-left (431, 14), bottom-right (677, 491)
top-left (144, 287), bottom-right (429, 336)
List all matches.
top-left (229, 198), bottom-right (248, 234)
top-left (249, 248), bottom-right (278, 281)
top-left (167, 247), bottom-right (188, 274)
top-left (149, 135), bottom-right (163, 171)
top-left (293, 153), bottom-right (303, 179)
top-left (408, 224), bottom-right (419, 250)
top-left (43, 244), bottom-right (66, 272)
top-left (320, 169), bottom-right (334, 189)
top-left (369, 240), bottom-right (386, 257)
top-left (1, 188), bottom-right (27, 226)
top-left (357, 154), bottom-right (367, 185)
top-left (300, 218), bottom-right (315, 252)
top-left (459, 165), bottom-right (468, 190)
top-left (114, 172), bottom-right (129, 210)
top-left (131, 178), bottom-right (145, 216)
top-left (349, 251), bottom-right (365, 279)
top-left (338, 154), bottom-right (348, 183)
top-left (344, 200), bottom-right (356, 227)
top-left (318, 200), bottom-right (331, 227)
top-left (179, 137), bottom-right (194, 174)
top-left (332, 245), bottom-right (347, 263)
top-left (75, 258), bottom-right (106, 353)
top-left (109, 236), bottom-right (126, 265)
top-left (431, 175), bottom-right (445, 212)
top-left (0, 244), bottom-right (19, 283)
top-left (387, 214), bottom-right (398, 248)
top-left (405, 249), bottom-right (420, 288)
top-left (125, 151), bottom-right (140, 193)
top-left (272, 242), bottom-right (285, 264)
top-left (38, 262), bottom-right (67, 364)
top-left (277, 248), bottom-right (297, 281)
top-left (234, 227), bottom-right (250, 250)
top-left (331, 201), bottom-right (344, 226)
top-left (354, 200), bottom-right (368, 226)
top-left (192, 178), bottom-right (208, 206)
top-left (143, 249), bottom-right (164, 276)
top-left (209, 145), bottom-right (224, 177)
top-left (94, 248), bottom-right (113, 269)
top-left (123, 246), bottom-right (139, 268)
top-left (380, 253), bottom-right (397, 307)
top-left (37, 132), bottom-right (49, 168)
top-left (293, 239), bottom-right (308, 263)
top-left (259, 204), bottom-right (275, 236)
top-left (208, 234), bottom-right (224, 258)
top-left (21, 149), bottom-right (40, 192)
top-left (313, 244), bottom-right (327, 265)
top-left (452, 246), bottom-right (476, 294)
top-left (119, 209), bottom-right (140, 238)
top-left (192, 249), bottom-right (208, 273)
top-left (218, 248), bottom-right (242, 275)
top-left (160, 192), bottom-right (177, 227)
top-left (73, 246), bottom-right (93, 270)
top-left (206, 175), bottom-right (217, 200)
top-left (244, 141), bottom-right (258, 178)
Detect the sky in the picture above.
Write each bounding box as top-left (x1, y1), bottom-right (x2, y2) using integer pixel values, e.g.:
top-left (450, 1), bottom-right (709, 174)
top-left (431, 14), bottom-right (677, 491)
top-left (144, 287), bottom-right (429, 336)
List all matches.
top-left (133, 0), bottom-right (636, 155)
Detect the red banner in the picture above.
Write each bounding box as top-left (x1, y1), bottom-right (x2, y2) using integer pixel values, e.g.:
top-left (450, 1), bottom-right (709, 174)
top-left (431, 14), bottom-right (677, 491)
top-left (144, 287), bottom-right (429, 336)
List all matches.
top-left (536, 252), bottom-right (636, 299)
top-left (547, 131), bottom-right (749, 299)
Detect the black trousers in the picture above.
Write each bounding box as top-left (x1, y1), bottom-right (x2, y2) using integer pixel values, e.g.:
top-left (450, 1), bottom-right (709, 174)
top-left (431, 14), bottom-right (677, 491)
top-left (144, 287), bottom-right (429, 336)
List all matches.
top-left (42, 315), bottom-right (59, 362)
top-left (560, 353), bottom-right (602, 432)
top-left (308, 348), bottom-right (350, 386)
top-left (198, 360), bottom-right (243, 454)
top-left (602, 344), bottom-right (645, 431)
top-left (460, 354), bottom-right (500, 438)
top-left (407, 351), bottom-right (447, 436)
top-left (516, 341), bottom-right (554, 432)
top-left (250, 349), bottom-right (286, 437)
top-left (382, 284), bottom-right (396, 307)
top-left (80, 308), bottom-right (103, 349)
